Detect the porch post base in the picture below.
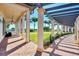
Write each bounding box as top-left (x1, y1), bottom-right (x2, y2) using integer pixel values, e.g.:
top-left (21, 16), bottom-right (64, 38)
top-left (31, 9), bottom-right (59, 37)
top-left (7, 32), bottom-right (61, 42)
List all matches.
top-left (74, 40), bottom-right (79, 46)
top-left (37, 47), bottom-right (44, 52)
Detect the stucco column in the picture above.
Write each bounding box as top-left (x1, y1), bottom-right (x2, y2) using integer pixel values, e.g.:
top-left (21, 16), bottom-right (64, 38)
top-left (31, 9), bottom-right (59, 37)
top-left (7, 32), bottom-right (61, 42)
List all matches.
top-left (64, 26), bottom-right (67, 33)
top-left (15, 22), bottom-right (19, 35)
top-left (71, 27), bottom-right (73, 33)
top-left (22, 16), bottom-right (25, 36)
top-left (25, 10), bottom-right (30, 42)
top-left (66, 26), bottom-right (69, 33)
top-left (74, 16), bottom-right (79, 44)
top-left (0, 16), bottom-right (4, 42)
top-left (3, 19), bottom-right (7, 35)
top-left (68, 26), bottom-right (70, 32)
top-left (19, 18), bottom-right (23, 36)
top-left (18, 19), bottom-right (21, 36)
top-left (51, 20), bottom-right (54, 36)
top-left (37, 8), bottom-right (44, 52)
top-left (57, 23), bottom-right (60, 34)
top-left (62, 25), bottom-right (65, 33)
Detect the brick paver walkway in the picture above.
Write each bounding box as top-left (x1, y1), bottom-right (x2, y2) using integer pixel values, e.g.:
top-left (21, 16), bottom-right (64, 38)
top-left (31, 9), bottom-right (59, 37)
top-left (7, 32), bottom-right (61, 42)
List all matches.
top-left (0, 36), bottom-right (37, 56)
top-left (0, 34), bottom-right (79, 56)
top-left (42, 34), bottom-right (79, 56)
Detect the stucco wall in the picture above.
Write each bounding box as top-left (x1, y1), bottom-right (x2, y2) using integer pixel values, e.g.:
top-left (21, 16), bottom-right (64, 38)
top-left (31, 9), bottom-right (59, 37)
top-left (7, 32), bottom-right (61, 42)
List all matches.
top-left (0, 16), bottom-right (4, 42)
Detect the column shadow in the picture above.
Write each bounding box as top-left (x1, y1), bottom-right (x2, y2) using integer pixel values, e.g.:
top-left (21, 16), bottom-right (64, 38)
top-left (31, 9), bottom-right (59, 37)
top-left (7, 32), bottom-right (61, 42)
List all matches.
top-left (57, 48), bottom-right (79, 55)
top-left (59, 45), bottom-right (79, 50)
top-left (0, 37), bottom-right (8, 56)
top-left (43, 51), bottom-right (61, 56)
top-left (34, 50), bottom-right (42, 56)
top-left (43, 35), bottom-right (68, 56)
top-left (5, 42), bottom-right (26, 55)
top-left (8, 38), bottom-right (23, 45)
top-left (0, 36), bottom-right (26, 56)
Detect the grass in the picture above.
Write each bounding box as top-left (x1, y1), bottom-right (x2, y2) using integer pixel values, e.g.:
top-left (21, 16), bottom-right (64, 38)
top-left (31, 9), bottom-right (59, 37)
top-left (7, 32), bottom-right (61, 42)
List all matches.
top-left (30, 31), bottom-right (71, 48)
top-left (30, 32), bottom-right (51, 44)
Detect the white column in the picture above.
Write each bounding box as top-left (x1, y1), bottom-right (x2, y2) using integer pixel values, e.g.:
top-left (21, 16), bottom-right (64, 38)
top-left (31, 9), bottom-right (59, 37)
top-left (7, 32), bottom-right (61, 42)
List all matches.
top-left (71, 27), bottom-right (73, 33)
top-left (66, 26), bottom-right (69, 33)
top-left (15, 22), bottom-right (19, 35)
top-left (67, 26), bottom-right (69, 32)
top-left (57, 23), bottom-right (60, 34)
top-left (3, 20), bottom-right (7, 35)
top-left (18, 17), bottom-right (23, 36)
top-left (62, 25), bottom-right (64, 33)
top-left (25, 10), bottom-right (30, 42)
top-left (0, 16), bottom-right (4, 42)
top-left (51, 20), bottom-right (54, 36)
top-left (23, 16), bottom-right (25, 33)
top-left (21, 16), bottom-right (25, 36)
top-left (20, 18), bottom-right (23, 35)
top-left (75, 16), bottom-right (79, 44)
top-left (18, 19), bottom-right (21, 36)
top-left (64, 26), bottom-right (67, 33)
top-left (68, 26), bottom-right (70, 32)
top-left (37, 8), bottom-right (44, 52)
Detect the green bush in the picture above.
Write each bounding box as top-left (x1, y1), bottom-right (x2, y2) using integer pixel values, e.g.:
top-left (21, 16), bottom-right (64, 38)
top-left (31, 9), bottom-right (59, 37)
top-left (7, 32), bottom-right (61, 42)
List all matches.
top-left (44, 32), bottom-right (72, 49)
top-left (43, 27), bottom-right (51, 32)
top-left (30, 29), bottom-right (34, 32)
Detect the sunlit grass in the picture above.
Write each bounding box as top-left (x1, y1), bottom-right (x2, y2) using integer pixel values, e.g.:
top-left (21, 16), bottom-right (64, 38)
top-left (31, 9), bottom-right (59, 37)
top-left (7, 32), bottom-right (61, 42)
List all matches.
top-left (30, 32), bottom-right (51, 44)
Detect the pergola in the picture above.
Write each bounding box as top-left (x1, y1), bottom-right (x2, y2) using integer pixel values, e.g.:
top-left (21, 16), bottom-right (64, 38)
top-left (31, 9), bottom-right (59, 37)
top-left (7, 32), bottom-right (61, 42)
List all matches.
top-left (0, 3), bottom-right (79, 53)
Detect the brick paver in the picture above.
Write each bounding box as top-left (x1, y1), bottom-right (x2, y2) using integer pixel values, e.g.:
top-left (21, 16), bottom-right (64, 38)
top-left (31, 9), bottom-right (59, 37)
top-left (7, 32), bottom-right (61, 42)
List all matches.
top-left (0, 36), bottom-right (37, 56)
top-left (0, 34), bottom-right (79, 56)
top-left (42, 34), bottom-right (79, 56)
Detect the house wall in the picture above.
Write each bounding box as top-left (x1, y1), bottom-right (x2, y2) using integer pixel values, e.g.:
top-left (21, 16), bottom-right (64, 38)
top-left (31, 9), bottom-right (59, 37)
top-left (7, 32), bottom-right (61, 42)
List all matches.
top-left (0, 16), bottom-right (4, 42)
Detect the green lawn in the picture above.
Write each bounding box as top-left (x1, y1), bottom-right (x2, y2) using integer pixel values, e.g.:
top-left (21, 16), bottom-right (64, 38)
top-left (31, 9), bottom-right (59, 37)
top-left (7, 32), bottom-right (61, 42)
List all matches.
top-left (30, 31), bottom-right (71, 48)
top-left (30, 32), bottom-right (51, 44)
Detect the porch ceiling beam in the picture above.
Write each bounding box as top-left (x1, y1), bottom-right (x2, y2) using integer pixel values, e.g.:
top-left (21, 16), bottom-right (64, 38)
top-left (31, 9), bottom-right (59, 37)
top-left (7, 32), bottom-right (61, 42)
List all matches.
top-left (45, 3), bottom-right (79, 11)
top-left (47, 6), bottom-right (79, 14)
top-left (50, 11), bottom-right (79, 17)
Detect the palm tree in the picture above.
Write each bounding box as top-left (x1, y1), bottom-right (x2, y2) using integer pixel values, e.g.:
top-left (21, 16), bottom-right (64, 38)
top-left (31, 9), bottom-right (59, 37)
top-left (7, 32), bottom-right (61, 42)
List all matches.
top-left (31, 17), bottom-right (38, 31)
top-left (48, 20), bottom-right (51, 29)
top-left (44, 20), bottom-right (48, 27)
top-left (44, 20), bottom-right (49, 31)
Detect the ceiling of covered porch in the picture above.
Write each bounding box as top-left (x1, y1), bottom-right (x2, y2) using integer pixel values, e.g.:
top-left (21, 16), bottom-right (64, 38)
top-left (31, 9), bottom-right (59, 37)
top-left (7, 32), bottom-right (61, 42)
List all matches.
top-left (41, 3), bottom-right (79, 26)
top-left (0, 3), bottom-right (35, 23)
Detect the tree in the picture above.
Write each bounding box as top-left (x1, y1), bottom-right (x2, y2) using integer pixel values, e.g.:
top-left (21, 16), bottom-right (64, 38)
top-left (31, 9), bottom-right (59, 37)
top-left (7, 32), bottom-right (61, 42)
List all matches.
top-left (44, 20), bottom-right (48, 27)
top-left (44, 20), bottom-right (49, 31)
top-left (44, 20), bottom-right (51, 31)
top-left (48, 20), bottom-right (51, 29)
top-left (31, 17), bottom-right (38, 31)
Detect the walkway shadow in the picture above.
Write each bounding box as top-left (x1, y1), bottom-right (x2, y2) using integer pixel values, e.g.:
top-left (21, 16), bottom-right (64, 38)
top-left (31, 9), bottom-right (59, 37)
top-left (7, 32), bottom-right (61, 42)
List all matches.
top-left (59, 45), bottom-right (79, 50)
top-left (6, 42), bottom-right (26, 55)
top-left (8, 38), bottom-right (23, 45)
top-left (34, 51), bottom-right (42, 56)
top-left (0, 37), bottom-right (8, 56)
top-left (57, 48), bottom-right (79, 55)
top-left (60, 43), bottom-right (79, 47)
top-left (43, 35), bottom-right (68, 56)
top-left (0, 36), bottom-right (26, 56)
top-left (43, 51), bottom-right (61, 56)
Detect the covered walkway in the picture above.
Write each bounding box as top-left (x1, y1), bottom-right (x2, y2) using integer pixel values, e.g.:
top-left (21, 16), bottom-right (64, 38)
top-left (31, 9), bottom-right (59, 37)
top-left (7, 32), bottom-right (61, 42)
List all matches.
top-left (0, 3), bottom-right (79, 56)
top-left (0, 36), bottom-right (37, 56)
top-left (43, 34), bottom-right (79, 56)
top-left (0, 34), bottom-right (79, 56)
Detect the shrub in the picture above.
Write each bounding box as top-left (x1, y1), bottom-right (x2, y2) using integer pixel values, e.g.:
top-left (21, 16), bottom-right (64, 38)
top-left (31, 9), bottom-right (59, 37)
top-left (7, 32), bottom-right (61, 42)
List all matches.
top-left (44, 32), bottom-right (72, 49)
top-left (30, 29), bottom-right (34, 32)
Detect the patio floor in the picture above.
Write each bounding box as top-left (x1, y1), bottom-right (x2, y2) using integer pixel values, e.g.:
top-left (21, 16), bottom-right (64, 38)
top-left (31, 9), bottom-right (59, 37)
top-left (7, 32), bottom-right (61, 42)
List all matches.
top-left (0, 36), bottom-right (37, 56)
top-left (42, 34), bottom-right (79, 56)
top-left (0, 34), bottom-right (79, 56)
